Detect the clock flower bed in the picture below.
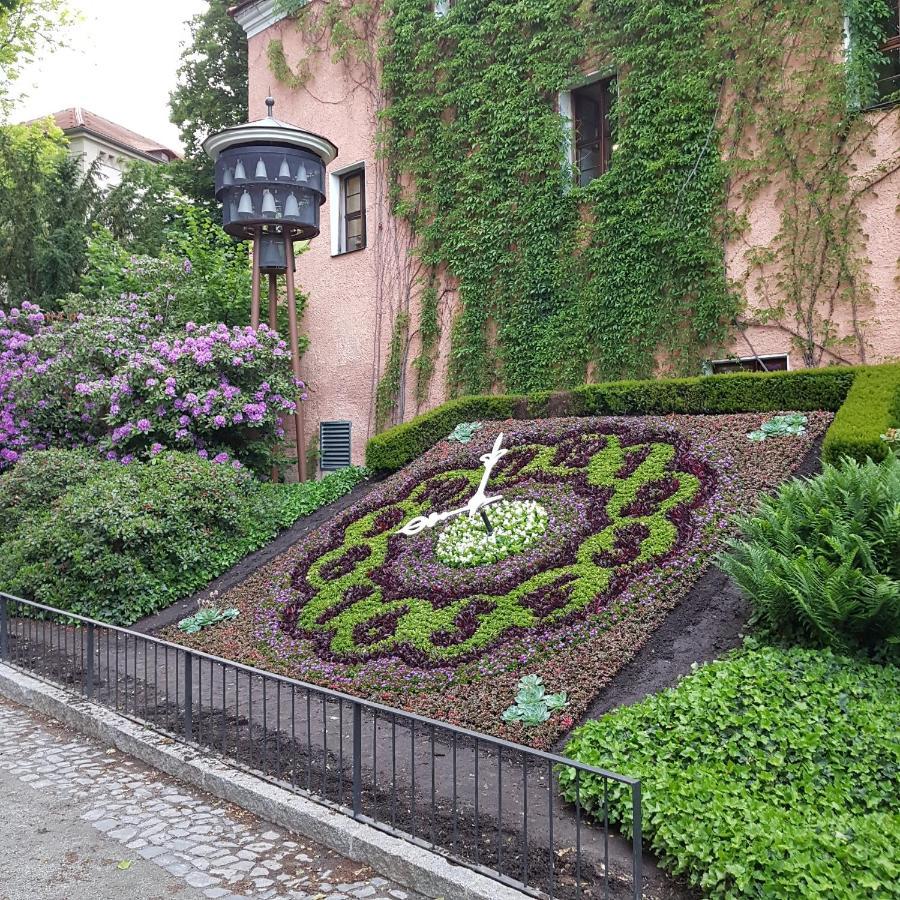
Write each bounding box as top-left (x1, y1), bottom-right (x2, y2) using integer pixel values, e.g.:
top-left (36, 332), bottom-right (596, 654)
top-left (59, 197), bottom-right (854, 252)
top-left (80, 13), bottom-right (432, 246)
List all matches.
top-left (169, 411), bottom-right (832, 747)
top-left (436, 499), bottom-right (549, 568)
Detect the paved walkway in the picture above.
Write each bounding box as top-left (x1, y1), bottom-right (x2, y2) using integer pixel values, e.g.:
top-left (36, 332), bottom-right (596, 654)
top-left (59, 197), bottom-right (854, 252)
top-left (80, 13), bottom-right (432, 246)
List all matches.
top-left (0, 696), bottom-right (418, 900)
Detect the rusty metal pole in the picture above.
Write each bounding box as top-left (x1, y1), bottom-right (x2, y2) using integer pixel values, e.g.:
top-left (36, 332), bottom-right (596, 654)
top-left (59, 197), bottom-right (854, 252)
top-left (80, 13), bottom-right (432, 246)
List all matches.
top-left (283, 231), bottom-right (307, 483)
top-left (268, 273), bottom-right (278, 330)
top-left (268, 272), bottom-right (281, 483)
top-left (250, 229), bottom-right (262, 329)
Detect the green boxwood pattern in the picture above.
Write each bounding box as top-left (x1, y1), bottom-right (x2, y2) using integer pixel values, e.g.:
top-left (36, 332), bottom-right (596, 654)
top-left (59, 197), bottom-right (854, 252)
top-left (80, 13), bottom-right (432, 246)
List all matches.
top-left (281, 422), bottom-right (716, 666)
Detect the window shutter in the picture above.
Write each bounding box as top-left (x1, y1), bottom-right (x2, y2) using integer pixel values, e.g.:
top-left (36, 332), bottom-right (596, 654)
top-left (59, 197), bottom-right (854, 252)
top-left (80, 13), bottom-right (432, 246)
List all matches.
top-left (320, 421), bottom-right (352, 471)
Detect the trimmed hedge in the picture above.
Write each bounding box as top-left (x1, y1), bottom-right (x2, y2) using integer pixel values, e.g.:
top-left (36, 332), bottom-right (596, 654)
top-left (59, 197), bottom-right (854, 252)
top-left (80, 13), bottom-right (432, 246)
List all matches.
top-left (367, 364), bottom-right (900, 471)
top-left (822, 364), bottom-right (900, 464)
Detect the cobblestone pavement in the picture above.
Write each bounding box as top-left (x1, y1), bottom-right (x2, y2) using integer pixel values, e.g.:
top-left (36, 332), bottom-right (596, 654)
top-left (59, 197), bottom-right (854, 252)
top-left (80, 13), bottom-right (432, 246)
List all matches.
top-left (0, 696), bottom-right (421, 900)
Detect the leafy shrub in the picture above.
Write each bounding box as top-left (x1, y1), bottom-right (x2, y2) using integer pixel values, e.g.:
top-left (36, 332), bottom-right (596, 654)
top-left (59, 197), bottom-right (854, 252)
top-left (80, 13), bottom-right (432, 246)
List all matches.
top-left (720, 457), bottom-right (900, 652)
top-left (0, 450), bottom-right (368, 625)
top-left (79, 213), bottom-right (253, 329)
top-left (561, 646), bottom-right (900, 899)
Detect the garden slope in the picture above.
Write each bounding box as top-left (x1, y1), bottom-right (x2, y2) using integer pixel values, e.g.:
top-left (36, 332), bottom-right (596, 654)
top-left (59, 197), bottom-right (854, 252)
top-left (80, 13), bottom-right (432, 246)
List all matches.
top-left (167, 412), bottom-right (832, 750)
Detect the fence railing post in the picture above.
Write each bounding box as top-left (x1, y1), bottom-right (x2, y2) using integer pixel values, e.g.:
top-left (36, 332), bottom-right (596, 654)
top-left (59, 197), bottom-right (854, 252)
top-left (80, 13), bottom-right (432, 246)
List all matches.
top-left (632, 780), bottom-right (643, 900)
top-left (184, 651), bottom-right (193, 742)
top-left (0, 597), bottom-right (8, 663)
top-left (85, 623), bottom-right (95, 699)
top-left (352, 700), bottom-right (362, 817)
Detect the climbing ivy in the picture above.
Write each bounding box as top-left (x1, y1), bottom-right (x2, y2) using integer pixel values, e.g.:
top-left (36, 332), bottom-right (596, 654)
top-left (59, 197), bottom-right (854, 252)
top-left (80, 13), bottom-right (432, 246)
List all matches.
top-left (270, 0), bottom-right (898, 415)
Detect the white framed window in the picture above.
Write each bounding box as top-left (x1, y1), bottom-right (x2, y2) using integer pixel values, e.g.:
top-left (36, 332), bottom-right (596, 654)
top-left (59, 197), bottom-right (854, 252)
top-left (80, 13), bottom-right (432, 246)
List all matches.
top-left (559, 75), bottom-right (617, 186)
top-left (329, 162), bottom-right (367, 256)
top-left (709, 354), bottom-right (790, 375)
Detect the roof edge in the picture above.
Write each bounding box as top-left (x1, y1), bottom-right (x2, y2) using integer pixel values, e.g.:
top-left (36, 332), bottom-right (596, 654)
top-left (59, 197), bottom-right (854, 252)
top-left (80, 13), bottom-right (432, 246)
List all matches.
top-left (229, 0), bottom-right (293, 38)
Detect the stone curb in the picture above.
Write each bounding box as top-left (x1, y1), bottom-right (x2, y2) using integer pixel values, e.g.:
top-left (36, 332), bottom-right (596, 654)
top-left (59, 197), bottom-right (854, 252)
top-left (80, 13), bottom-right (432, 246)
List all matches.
top-left (0, 664), bottom-right (528, 900)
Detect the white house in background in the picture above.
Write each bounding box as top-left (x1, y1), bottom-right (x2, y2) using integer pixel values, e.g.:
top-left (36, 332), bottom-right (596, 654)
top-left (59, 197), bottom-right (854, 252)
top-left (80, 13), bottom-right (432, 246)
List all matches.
top-left (30, 108), bottom-right (179, 185)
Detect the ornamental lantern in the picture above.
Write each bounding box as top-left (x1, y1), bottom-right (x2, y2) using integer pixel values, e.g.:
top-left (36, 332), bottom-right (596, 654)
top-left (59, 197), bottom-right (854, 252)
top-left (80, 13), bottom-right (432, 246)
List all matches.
top-left (203, 98), bottom-right (338, 483)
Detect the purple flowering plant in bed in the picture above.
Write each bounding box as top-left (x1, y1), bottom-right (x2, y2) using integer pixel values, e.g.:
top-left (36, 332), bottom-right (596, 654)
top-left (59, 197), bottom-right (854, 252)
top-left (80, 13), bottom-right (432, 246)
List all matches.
top-left (257, 419), bottom-right (723, 675)
top-left (0, 299), bottom-right (301, 474)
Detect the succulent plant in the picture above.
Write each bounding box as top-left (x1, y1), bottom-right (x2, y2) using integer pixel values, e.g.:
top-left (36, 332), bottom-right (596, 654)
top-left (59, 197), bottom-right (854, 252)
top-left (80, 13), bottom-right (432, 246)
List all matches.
top-left (502, 674), bottom-right (568, 726)
top-left (747, 414), bottom-right (808, 442)
top-left (178, 606), bottom-right (240, 635)
top-left (447, 421), bottom-right (483, 444)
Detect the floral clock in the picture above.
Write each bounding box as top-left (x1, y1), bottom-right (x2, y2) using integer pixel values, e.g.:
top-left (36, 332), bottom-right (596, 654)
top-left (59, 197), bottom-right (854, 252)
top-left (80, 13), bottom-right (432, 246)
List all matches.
top-left (280, 421), bottom-right (716, 668)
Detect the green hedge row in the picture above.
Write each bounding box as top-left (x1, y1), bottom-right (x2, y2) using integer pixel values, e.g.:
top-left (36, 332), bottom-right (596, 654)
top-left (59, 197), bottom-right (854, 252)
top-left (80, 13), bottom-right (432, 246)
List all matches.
top-left (821, 364), bottom-right (900, 464)
top-left (366, 364), bottom-right (900, 471)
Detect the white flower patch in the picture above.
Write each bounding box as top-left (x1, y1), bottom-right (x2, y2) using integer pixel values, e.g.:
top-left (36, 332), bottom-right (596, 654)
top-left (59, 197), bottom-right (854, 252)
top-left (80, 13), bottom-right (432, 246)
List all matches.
top-left (435, 499), bottom-right (549, 568)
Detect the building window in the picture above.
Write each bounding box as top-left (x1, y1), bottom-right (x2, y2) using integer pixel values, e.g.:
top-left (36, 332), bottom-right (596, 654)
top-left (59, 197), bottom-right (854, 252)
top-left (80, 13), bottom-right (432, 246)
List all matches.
top-left (873, 0), bottom-right (900, 104)
top-left (572, 77), bottom-right (616, 186)
top-left (710, 354), bottom-right (789, 375)
top-left (339, 168), bottom-right (366, 254)
top-left (434, 0), bottom-right (455, 16)
top-left (320, 421), bottom-right (352, 471)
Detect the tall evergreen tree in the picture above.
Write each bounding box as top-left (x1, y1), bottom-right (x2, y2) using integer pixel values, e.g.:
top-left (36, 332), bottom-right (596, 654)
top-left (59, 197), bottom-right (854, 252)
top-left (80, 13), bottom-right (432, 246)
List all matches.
top-left (0, 122), bottom-right (98, 307)
top-left (168, 0), bottom-right (248, 207)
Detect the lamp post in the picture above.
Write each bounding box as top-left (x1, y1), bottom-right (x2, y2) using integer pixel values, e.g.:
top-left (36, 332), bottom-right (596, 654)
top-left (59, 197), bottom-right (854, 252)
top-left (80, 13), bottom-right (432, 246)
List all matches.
top-left (202, 98), bottom-right (338, 482)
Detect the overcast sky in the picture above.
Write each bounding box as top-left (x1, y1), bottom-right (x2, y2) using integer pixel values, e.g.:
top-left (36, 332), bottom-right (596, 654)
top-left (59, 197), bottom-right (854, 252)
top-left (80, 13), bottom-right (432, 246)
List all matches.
top-left (13, 0), bottom-right (210, 152)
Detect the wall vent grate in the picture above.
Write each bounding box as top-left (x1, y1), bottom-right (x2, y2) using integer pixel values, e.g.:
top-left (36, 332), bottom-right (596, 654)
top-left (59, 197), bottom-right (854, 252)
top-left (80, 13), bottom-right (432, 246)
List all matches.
top-left (320, 420), bottom-right (352, 471)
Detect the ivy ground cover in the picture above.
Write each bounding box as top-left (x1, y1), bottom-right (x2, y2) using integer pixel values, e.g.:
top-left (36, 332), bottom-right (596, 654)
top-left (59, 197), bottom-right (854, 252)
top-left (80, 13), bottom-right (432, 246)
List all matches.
top-left (170, 412), bottom-right (832, 747)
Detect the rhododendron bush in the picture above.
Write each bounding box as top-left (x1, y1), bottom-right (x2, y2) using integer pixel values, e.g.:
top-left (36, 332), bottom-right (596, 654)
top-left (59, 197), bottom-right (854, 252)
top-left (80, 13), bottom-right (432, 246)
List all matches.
top-left (0, 300), bottom-right (302, 474)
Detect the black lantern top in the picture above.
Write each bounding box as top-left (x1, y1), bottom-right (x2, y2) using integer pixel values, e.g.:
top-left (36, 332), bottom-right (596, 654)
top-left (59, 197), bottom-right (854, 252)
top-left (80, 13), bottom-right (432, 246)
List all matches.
top-left (202, 98), bottom-right (339, 241)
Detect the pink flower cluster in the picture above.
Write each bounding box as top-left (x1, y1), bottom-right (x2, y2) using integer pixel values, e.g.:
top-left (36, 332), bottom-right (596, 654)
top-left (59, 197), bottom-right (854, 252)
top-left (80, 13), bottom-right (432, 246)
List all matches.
top-left (0, 299), bottom-right (305, 475)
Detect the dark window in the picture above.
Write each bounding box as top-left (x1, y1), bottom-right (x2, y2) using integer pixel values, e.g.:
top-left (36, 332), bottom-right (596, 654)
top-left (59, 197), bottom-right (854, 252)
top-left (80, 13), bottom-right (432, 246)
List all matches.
top-left (320, 421), bottom-right (352, 471)
top-left (711, 355), bottom-right (789, 375)
top-left (873, 0), bottom-right (900, 104)
top-left (340, 169), bottom-right (366, 253)
top-left (573, 77), bottom-right (615, 186)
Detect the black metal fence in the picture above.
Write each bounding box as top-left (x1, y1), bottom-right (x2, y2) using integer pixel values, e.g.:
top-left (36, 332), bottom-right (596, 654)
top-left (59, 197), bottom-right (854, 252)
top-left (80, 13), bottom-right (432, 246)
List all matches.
top-left (0, 593), bottom-right (643, 899)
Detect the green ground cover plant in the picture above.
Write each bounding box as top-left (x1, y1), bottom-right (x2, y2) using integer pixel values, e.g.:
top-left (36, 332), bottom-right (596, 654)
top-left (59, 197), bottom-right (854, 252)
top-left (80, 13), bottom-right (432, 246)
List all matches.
top-left (0, 449), bottom-right (367, 625)
top-left (561, 646), bottom-right (900, 899)
top-left (721, 456), bottom-right (900, 653)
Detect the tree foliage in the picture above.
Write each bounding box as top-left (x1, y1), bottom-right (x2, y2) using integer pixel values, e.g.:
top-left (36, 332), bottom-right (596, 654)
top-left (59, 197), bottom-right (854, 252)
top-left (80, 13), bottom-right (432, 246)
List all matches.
top-left (0, 0), bottom-right (71, 112)
top-left (96, 160), bottom-right (183, 256)
top-left (0, 122), bottom-right (98, 307)
top-left (168, 0), bottom-right (249, 206)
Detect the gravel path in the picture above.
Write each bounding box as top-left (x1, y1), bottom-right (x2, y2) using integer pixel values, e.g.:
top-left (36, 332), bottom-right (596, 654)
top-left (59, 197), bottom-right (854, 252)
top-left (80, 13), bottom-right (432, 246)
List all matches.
top-left (0, 696), bottom-right (419, 900)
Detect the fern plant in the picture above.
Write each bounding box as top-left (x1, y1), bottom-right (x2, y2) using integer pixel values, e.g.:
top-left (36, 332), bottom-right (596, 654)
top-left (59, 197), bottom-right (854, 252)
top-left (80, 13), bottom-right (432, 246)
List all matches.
top-left (720, 457), bottom-right (900, 652)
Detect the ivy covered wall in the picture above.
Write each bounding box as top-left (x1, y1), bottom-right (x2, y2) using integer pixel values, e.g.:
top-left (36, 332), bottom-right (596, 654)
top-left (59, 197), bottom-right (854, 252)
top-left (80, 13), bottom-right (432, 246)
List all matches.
top-left (265, 0), bottom-right (899, 435)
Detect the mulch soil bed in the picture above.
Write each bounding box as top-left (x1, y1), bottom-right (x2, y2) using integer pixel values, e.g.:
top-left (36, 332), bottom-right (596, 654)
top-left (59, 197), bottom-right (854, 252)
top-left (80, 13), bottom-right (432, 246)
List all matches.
top-left (163, 412), bottom-right (832, 750)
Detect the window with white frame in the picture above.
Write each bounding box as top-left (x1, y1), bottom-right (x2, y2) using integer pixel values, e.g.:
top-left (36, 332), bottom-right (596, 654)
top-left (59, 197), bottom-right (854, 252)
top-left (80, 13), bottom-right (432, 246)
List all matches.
top-left (560, 76), bottom-right (617, 186)
top-left (710, 354), bottom-right (789, 375)
top-left (333, 167), bottom-right (366, 255)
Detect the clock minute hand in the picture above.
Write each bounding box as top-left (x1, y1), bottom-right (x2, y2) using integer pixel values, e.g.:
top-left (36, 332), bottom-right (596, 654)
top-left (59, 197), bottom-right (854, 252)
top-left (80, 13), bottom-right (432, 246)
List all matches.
top-left (469, 433), bottom-right (508, 515)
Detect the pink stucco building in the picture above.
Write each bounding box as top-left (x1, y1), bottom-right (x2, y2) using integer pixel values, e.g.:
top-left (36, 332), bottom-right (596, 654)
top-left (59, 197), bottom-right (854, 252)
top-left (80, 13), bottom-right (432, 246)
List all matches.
top-left (230, 1), bottom-right (899, 470)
